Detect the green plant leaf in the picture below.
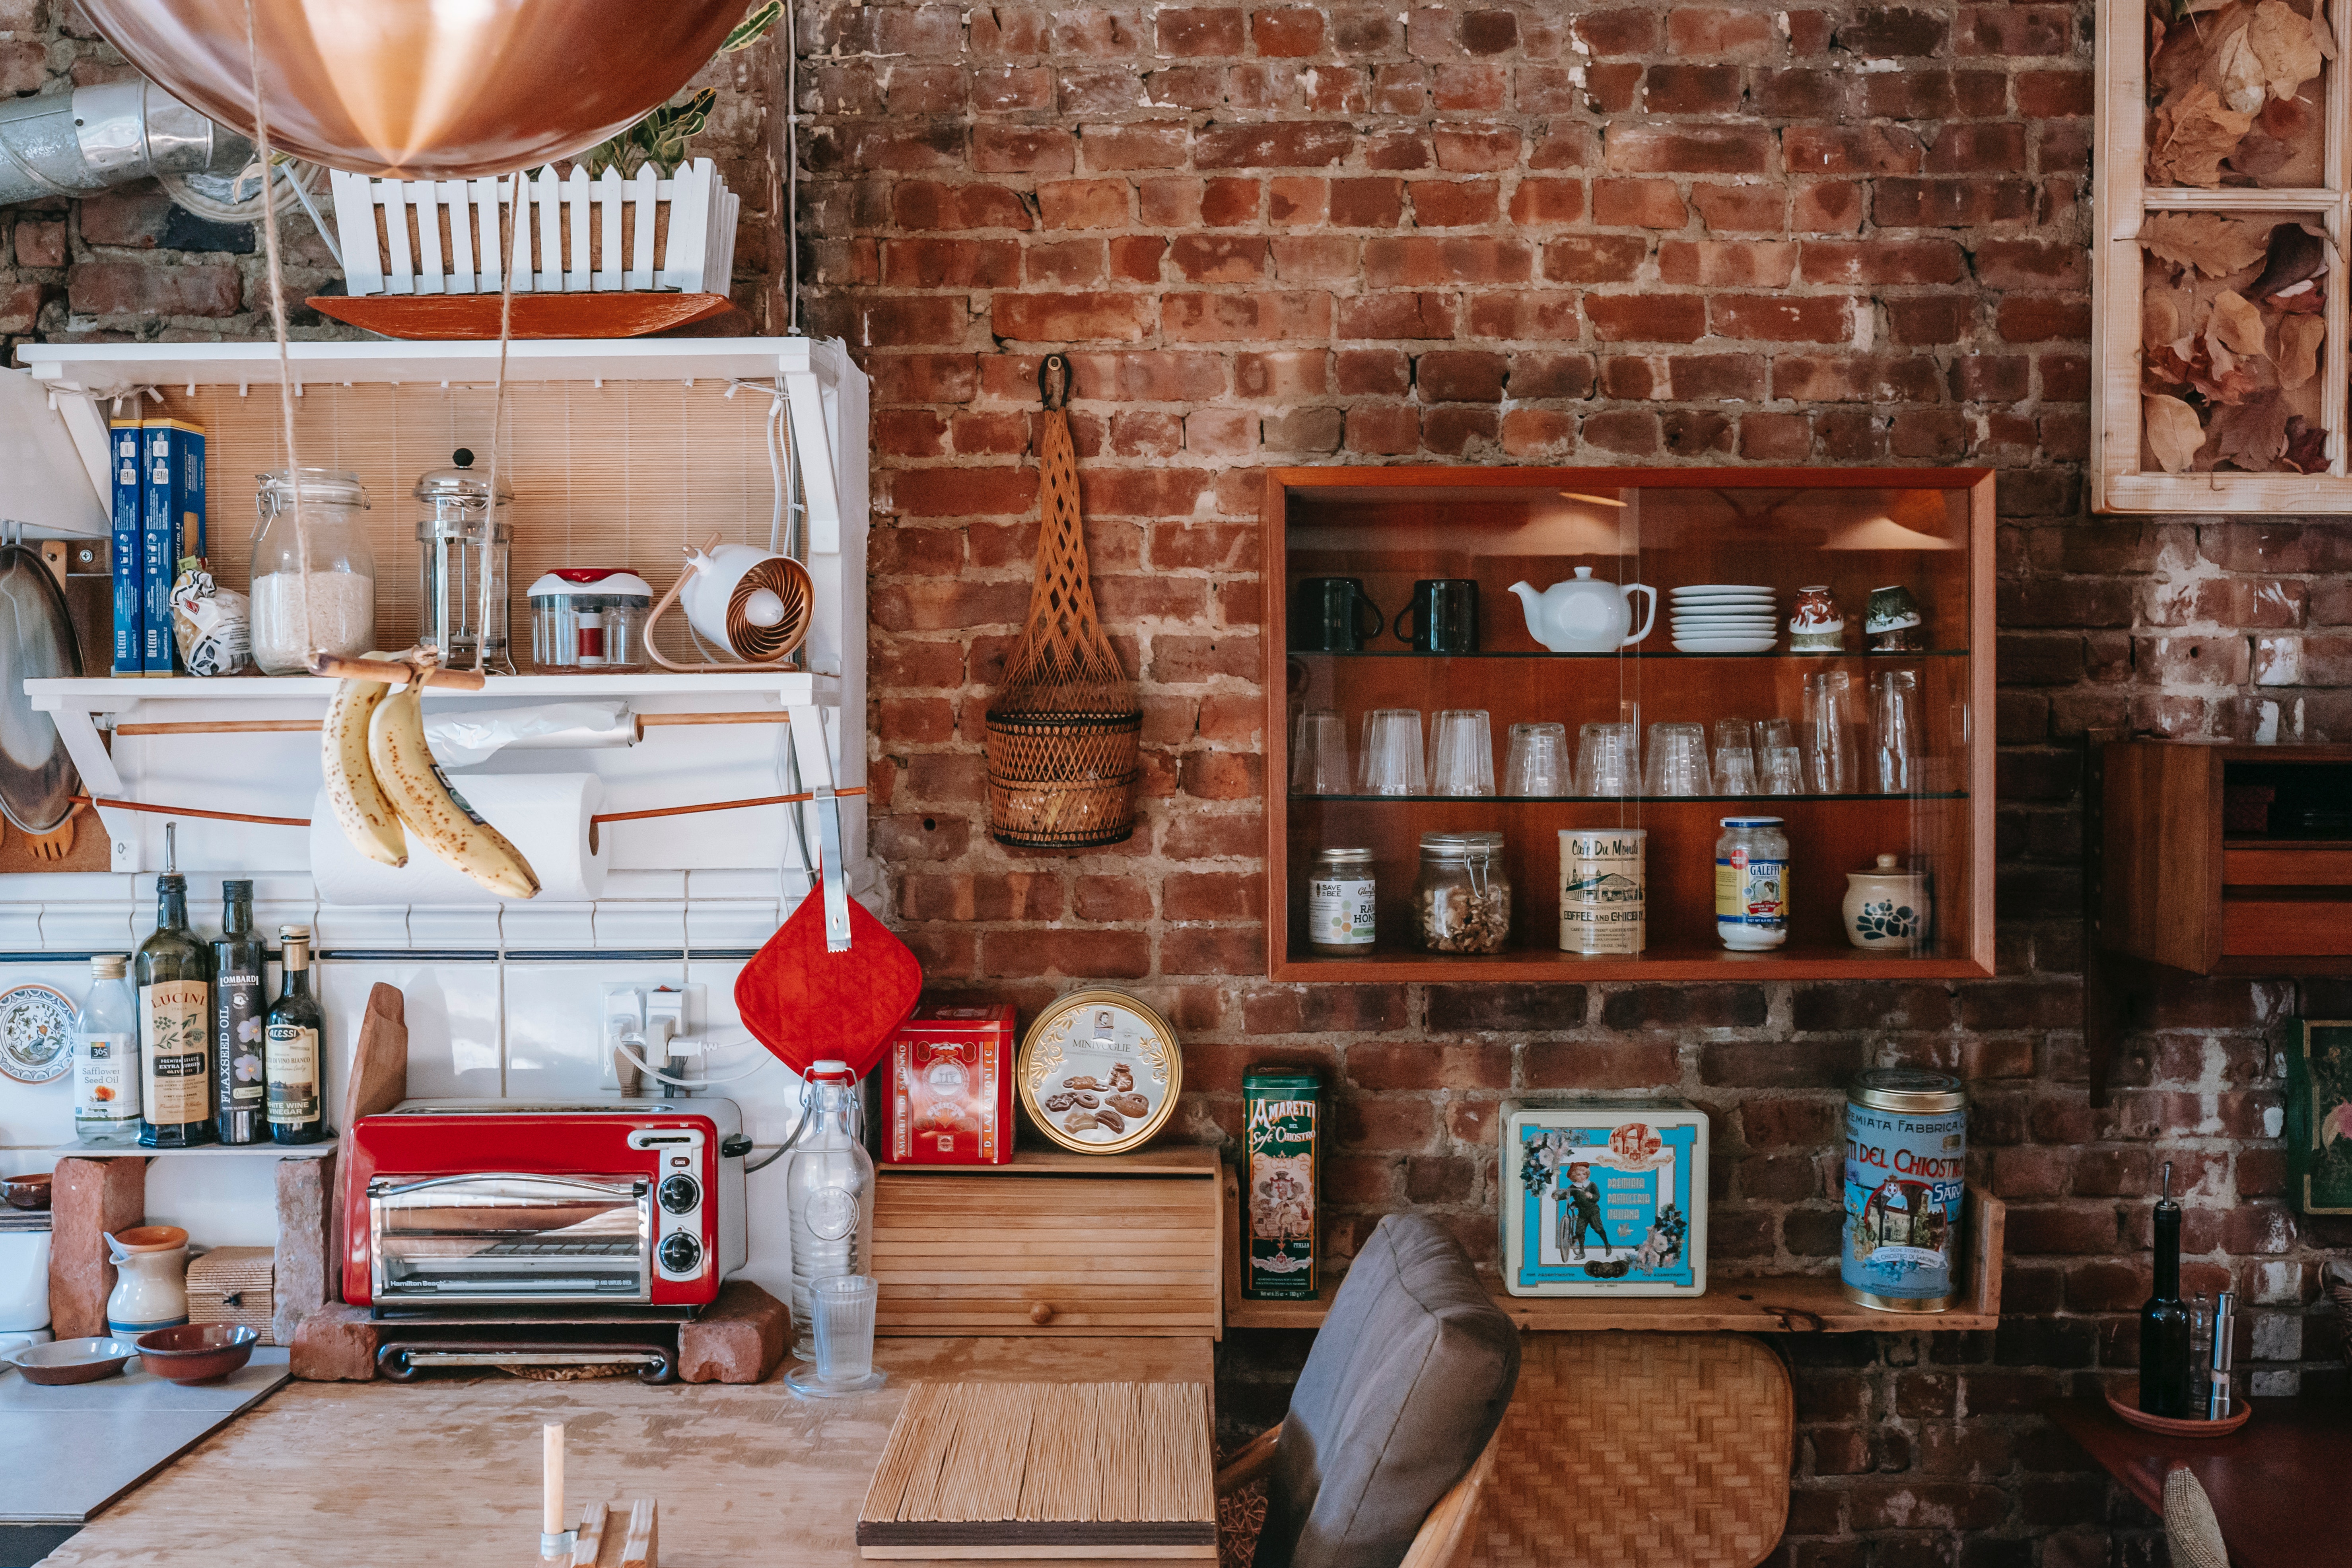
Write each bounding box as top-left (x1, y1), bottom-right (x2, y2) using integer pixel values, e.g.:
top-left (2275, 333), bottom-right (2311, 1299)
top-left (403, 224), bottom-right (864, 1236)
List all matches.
top-left (723, 0), bottom-right (782, 51)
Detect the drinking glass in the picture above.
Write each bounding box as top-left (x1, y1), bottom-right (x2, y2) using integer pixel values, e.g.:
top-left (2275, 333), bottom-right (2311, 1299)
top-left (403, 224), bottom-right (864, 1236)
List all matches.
top-left (1643, 722), bottom-right (1712, 796)
top-left (1804, 672), bottom-right (1857, 794)
top-left (1358, 708), bottom-right (1427, 795)
top-left (1428, 709), bottom-right (1496, 798)
top-left (1870, 668), bottom-right (1923, 793)
top-left (785, 1274), bottom-right (886, 1397)
top-left (1575, 722), bottom-right (1639, 797)
top-left (1502, 721), bottom-right (1570, 797)
top-left (1757, 717), bottom-right (1794, 754)
top-left (1759, 745), bottom-right (1804, 795)
top-left (1290, 708), bottom-right (1351, 795)
top-left (1711, 719), bottom-right (1757, 795)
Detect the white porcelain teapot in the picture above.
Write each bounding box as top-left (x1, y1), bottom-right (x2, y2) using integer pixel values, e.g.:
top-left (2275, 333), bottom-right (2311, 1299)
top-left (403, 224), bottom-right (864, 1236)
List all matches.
top-left (1508, 568), bottom-right (1656, 653)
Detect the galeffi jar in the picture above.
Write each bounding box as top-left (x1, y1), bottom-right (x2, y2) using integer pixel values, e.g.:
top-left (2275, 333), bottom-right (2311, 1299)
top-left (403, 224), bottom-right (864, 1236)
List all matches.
top-left (1714, 817), bottom-right (1788, 950)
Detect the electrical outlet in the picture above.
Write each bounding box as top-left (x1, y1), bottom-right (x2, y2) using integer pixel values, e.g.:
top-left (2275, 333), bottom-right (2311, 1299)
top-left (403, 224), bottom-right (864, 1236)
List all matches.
top-left (600, 985), bottom-right (647, 1093)
top-left (644, 983), bottom-right (703, 1037)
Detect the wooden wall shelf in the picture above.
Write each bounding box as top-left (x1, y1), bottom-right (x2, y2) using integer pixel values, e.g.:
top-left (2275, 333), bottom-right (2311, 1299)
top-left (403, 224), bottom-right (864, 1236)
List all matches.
top-left (1219, 1167), bottom-right (2004, 1334)
top-left (1262, 466), bottom-right (1997, 983)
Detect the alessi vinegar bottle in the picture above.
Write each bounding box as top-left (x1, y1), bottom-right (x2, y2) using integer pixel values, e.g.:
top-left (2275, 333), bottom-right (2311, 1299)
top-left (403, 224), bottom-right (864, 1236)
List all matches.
top-left (265, 925), bottom-right (328, 1146)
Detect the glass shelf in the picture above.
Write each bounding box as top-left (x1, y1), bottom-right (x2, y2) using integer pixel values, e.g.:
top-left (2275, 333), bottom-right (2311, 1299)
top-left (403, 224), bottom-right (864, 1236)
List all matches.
top-left (1292, 792), bottom-right (1969, 804)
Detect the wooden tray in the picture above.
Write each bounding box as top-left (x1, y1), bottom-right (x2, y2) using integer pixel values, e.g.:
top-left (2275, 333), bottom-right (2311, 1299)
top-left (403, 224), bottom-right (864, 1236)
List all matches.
top-left (2104, 1385), bottom-right (2253, 1438)
top-left (305, 292), bottom-right (739, 340)
top-left (858, 1381), bottom-right (1215, 1559)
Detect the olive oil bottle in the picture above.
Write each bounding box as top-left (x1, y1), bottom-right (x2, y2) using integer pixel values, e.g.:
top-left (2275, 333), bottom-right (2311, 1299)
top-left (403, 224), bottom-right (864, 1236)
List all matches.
top-left (136, 828), bottom-right (214, 1148)
top-left (265, 925), bottom-right (327, 1145)
top-left (211, 880), bottom-right (266, 1145)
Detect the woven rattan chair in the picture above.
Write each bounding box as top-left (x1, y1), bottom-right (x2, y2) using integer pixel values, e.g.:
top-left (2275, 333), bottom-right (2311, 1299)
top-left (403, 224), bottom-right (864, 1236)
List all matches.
top-left (1219, 1423), bottom-right (1503, 1568)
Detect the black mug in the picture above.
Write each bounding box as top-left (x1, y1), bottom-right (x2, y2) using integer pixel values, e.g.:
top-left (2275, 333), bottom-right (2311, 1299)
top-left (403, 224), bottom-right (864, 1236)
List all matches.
top-left (1294, 577), bottom-right (1384, 652)
top-left (1394, 579), bottom-right (1479, 654)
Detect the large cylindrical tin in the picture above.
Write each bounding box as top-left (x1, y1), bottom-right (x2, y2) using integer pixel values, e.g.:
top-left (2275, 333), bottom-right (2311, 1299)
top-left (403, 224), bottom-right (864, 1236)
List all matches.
top-left (1558, 828), bottom-right (1645, 954)
top-left (1842, 1069), bottom-right (1967, 1312)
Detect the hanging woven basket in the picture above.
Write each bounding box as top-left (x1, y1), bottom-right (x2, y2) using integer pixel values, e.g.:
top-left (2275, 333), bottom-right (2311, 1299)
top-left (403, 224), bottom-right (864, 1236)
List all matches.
top-left (984, 354), bottom-right (1141, 849)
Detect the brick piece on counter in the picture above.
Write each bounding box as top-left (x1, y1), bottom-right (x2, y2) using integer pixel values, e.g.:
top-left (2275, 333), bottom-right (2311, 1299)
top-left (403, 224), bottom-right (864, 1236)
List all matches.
top-left (273, 1148), bottom-right (336, 1347)
top-left (50, 1156), bottom-right (144, 1339)
top-left (677, 1280), bottom-right (789, 1384)
top-left (290, 1302), bottom-right (378, 1381)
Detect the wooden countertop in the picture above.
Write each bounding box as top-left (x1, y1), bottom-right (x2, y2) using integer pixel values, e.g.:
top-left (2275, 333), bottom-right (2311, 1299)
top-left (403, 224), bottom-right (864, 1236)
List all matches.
top-left (43, 1337), bottom-right (1215, 1568)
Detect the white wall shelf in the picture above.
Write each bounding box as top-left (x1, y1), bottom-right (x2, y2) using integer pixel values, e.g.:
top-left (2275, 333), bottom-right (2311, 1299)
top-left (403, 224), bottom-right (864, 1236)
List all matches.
top-left (49, 1142), bottom-right (336, 1160)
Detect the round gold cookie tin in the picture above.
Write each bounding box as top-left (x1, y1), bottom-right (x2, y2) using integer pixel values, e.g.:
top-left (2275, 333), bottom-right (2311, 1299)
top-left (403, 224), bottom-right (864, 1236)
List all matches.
top-left (1017, 989), bottom-right (1181, 1155)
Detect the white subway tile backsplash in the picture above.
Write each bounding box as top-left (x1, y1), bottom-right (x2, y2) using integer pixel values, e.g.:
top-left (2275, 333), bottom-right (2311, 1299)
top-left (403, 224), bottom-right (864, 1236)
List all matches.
top-left (501, 902), bottom-right (597, 949)
top-left (312, 905), bottom-right (409, 949)
top-left (0, 906), bottom-right (43, 948)
top-left (591, 902), bottom-right (686, 949)
top-left (407, 906), bottom-right (503, 950)
top-left (41, 904), bottom-right (133, 952)
top-left (685, 901), bottom-right (780, 949)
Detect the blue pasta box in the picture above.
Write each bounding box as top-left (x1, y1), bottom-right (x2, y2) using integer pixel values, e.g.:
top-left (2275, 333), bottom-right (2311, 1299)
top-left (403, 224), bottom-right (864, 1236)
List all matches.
top-left (109, 414), bottom-right (142, 676)
top-left (141, 417), bottom-right (205, 675)
top-left (1500, 1099), bottom-right (1708, 1296)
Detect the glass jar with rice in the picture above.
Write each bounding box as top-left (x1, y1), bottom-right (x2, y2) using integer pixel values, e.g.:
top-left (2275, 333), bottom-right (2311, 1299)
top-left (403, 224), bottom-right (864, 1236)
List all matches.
top-left (248, 468), bottom-right (375, 675)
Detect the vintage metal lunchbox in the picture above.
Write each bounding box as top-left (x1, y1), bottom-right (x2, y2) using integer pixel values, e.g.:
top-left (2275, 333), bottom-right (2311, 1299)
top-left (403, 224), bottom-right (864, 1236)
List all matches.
top-left (1500, 1099), bottom-right (1708, 1296)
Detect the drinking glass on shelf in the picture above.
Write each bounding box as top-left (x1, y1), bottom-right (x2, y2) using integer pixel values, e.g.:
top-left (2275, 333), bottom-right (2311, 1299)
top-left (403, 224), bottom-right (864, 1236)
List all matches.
top-left (785, 1273), bottom-right (885, 1396)
top-left (1870, 668), bottom-right (1924, 793)
top-left (1576, 722), bottom-right (1639, 797)
top-left (1428, 709), bottom-right (1496, 797)
top-left (1804, 671), bottom-right (1857, 794)
top-left (1712, 719), bottom-right (1757, 795)
top-left (1757, 717), bottom-right (1794, 754)
top-left (1759, 745), bottom-right (1805, 795)
top-left (1644, 722), bottom-right (1713, 796)
top-left (1290, 708), bottom-right (1351, 796)
top-left (1359, 708), bottom-right (1427, 796)
top-left (1502, 722), bottom-right (1570, 797)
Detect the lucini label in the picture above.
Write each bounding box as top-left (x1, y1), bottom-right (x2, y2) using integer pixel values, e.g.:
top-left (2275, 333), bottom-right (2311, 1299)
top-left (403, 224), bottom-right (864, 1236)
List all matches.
top-left (266, 1023), bottom-right (321, 1123)
top-left (140, 979), bottom-right (211, 1125)
top-left (1242, 1083), bottom-right (1320, 1300)
top-left (1841, 1103), bottom-right (1965, 1306)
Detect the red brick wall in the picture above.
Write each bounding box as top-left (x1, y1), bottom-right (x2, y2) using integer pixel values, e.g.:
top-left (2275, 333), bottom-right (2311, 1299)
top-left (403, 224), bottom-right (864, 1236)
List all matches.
top-left (800, 3), bottom-right (2346, 1564)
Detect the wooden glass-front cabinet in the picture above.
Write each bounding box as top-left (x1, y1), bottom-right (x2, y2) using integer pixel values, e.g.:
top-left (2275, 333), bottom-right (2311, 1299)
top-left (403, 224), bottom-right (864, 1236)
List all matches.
top-left (1262, 467), bottom-right (1996, 982)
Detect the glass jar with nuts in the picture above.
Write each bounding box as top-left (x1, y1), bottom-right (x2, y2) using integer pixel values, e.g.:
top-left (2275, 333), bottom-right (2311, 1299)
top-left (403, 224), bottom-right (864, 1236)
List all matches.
top-left (1413, 830), bottom-right (1512, 954)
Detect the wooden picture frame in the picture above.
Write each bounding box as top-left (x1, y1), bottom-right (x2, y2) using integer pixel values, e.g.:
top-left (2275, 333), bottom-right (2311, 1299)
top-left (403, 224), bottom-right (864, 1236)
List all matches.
top-left (2285, 1018), bottom-right (2352, 1212)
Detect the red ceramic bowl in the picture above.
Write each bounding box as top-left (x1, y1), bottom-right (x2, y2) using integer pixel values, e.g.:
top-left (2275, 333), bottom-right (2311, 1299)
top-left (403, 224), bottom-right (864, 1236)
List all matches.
top-left (0, 1173), bottom-right (49, 1210)
top-left (134, 1323), bottom-right (257, 1383)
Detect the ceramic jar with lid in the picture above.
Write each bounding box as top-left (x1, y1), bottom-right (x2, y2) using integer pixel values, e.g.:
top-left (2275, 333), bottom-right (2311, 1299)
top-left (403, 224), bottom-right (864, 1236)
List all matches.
top-left (1843, 854), bottom-right (1929, 951)
top-left (104, 1225), bottom-right (189, 1337)
top-left (1413, 831), bottom-right (1511, 954)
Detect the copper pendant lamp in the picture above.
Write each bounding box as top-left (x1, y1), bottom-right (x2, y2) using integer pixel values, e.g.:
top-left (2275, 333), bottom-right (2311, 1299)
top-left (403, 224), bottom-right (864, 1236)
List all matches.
top-left (74, 0), bottom-right (756, 178)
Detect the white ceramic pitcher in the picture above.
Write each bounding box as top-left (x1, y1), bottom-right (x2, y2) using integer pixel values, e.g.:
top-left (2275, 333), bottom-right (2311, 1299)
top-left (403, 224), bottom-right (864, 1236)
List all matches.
top-left (105, 1231), bottom-right (189, 1337)
top-left (1508, 568), bottom-right (1656, 653)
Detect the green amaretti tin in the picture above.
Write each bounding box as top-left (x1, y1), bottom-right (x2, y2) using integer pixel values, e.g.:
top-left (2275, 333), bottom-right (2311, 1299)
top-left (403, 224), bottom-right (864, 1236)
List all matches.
top-left (1242, 1067), bottom-right (1323, 1300)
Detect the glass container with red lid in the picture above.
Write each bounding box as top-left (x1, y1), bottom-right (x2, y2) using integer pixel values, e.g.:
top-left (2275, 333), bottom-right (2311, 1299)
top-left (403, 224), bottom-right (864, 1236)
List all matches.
top-left (527, 567), bottom-right (653, 672)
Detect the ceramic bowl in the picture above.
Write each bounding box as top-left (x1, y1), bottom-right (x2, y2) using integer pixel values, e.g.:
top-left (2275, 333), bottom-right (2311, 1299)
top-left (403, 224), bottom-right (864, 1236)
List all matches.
top-left (135, 1323), bottom-right (257, 1383)
top-left (6, 1336), bottom-right (137, 1385)
top-left (0, 1173), bottom-right (49, 1210)
top-left (110, 1224), bottom-right (188, 1252)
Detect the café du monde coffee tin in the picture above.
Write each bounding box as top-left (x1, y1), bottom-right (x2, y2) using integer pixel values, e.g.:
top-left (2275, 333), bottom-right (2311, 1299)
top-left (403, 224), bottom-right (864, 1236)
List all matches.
top-left (1242, 1066), bottom-right (1322, 1300)
top-left (1842, 1069), bottom-right (1967, 1312)
top-left (1559, 828), bottom-right (1645, 955)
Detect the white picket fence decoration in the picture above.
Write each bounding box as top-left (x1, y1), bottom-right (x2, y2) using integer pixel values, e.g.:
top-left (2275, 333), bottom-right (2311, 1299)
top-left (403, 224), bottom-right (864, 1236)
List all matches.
top-left (327, 158), bottom-right (739, 298)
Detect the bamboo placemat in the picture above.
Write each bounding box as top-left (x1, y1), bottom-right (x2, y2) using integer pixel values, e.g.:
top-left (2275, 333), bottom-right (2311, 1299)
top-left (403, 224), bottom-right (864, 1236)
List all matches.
top-left (858, 1381), bottom-right (1217, 1559)
top-left (1466, 1334), bottom-right (1792, 1568)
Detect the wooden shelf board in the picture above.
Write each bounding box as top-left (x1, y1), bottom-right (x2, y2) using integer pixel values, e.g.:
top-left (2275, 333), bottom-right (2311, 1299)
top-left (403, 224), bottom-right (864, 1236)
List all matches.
top-left (50, 1141), bottom-right (334, 1159)
top-left (1271, 943), bottom-right (1991, 982)
top-left (1228, 1274), bottom-right (1997, 1334)
top-left (28, 672), bottom-right (834, 704)
top-left (1285, 648), bottom-right (1972, 661)
top-left (881, 1146), bottom-right (1218, 1177)
top-left (1291, 792), bottom-right (1968, 804)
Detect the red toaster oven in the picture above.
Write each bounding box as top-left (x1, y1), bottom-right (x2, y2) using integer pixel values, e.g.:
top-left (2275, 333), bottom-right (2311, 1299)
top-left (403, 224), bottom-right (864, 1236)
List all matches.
top-left (343, 1100), bottom-right (748, 1310)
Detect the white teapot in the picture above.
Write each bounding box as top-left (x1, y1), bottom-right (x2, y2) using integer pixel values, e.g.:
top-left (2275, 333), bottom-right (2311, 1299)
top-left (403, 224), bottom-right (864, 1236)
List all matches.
top-left (1508, 568), bottom-right (1656, 653)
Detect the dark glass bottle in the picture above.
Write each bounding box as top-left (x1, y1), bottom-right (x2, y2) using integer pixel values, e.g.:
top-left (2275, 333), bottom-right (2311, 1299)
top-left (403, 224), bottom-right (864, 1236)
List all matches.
top-left (212, 880), bottom-right (266, 1145)
top-left (265, 925), bottom-right (328, 1145)
top-left (2139, 1160), bottom-right (2193, 1418)
top-left (136, 855), bottom-right (214, 1148)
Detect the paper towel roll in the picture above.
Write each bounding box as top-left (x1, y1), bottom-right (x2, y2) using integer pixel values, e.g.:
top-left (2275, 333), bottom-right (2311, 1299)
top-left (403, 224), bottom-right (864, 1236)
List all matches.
top-left (309, 773), bottom-right (607, 904)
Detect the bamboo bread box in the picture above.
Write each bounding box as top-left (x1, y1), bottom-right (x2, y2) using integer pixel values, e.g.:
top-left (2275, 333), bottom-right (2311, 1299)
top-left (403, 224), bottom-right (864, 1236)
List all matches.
top-left (870, 1149), bottom-right (1222, 1338)
top-left (186, 1246), bottom-right (276, 1343)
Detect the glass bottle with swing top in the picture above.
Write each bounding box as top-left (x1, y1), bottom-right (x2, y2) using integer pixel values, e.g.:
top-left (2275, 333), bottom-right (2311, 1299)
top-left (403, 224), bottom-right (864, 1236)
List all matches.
top-left (783, 1060), bottom-right (875, 1358)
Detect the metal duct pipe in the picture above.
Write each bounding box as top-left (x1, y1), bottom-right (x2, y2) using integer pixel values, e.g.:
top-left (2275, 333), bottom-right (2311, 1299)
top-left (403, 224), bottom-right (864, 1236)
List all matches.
top-left (0, 78), bottom-right (253, 208)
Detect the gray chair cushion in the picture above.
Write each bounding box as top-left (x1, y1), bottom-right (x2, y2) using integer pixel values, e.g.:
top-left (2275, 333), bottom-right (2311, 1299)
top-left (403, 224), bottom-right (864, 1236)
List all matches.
top-left (1257, 1213), bottom-right (1520, 1568)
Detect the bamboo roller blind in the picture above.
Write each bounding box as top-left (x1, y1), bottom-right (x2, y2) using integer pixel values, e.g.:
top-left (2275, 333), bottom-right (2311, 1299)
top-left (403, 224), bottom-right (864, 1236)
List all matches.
top-left (156, 379), bottom-right (800, 665)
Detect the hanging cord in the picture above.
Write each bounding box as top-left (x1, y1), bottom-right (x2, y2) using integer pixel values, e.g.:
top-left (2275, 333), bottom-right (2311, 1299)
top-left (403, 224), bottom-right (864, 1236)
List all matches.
top-left (241, 0), bottom-right (317, 665)
top-left (477, 178), bottom-right (518, 671)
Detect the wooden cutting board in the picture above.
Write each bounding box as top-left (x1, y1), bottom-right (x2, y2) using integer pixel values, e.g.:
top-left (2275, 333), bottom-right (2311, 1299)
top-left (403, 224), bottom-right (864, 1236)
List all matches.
top-left (857, 1381), bottom-right (1216, 1559)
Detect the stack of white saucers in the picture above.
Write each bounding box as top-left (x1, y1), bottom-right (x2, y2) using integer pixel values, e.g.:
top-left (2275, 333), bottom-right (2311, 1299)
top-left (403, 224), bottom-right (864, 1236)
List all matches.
top-left (1670, 585), bottom-right (1777, 653)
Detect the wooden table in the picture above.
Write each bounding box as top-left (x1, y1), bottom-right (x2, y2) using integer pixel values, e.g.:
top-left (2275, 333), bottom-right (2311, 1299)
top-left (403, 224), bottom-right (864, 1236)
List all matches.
top-left (41, 1337), bottom-right (1215, 1568)
top-left (2048, 1395), bottom-right (2352, 1568)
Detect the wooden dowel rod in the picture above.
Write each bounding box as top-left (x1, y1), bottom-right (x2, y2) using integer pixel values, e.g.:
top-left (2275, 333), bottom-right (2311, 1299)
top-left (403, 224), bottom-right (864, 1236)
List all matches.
top-left (308, 653), bottom-right (488, 691)
top-left (115, 719), bottom-right (325, 736)
top-left (636, 711), bottom-right (791, 727)
top-left (591, 785), bottom-right (867, 826)
top-left (72, 794), bottom-right (309, 828)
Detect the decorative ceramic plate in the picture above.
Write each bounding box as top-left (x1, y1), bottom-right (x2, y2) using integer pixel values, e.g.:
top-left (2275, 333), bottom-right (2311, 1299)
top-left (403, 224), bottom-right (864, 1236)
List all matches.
top-left (1670, 593), bottom-right (1774, 603)
top-left (0, 982), bottom-right (75, 1083)
top-left (1672, 637), bottom-right (1780, 654)
top-left (1017, 989), bottom-right (1181, 1155)
top-left (1672, 584), bottom-right (1773, 596)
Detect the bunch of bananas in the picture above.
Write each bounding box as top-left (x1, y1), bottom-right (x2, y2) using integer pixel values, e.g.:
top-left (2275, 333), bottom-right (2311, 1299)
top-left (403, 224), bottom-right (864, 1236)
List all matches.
top-left (322, 661), bottom-right (541, 899)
